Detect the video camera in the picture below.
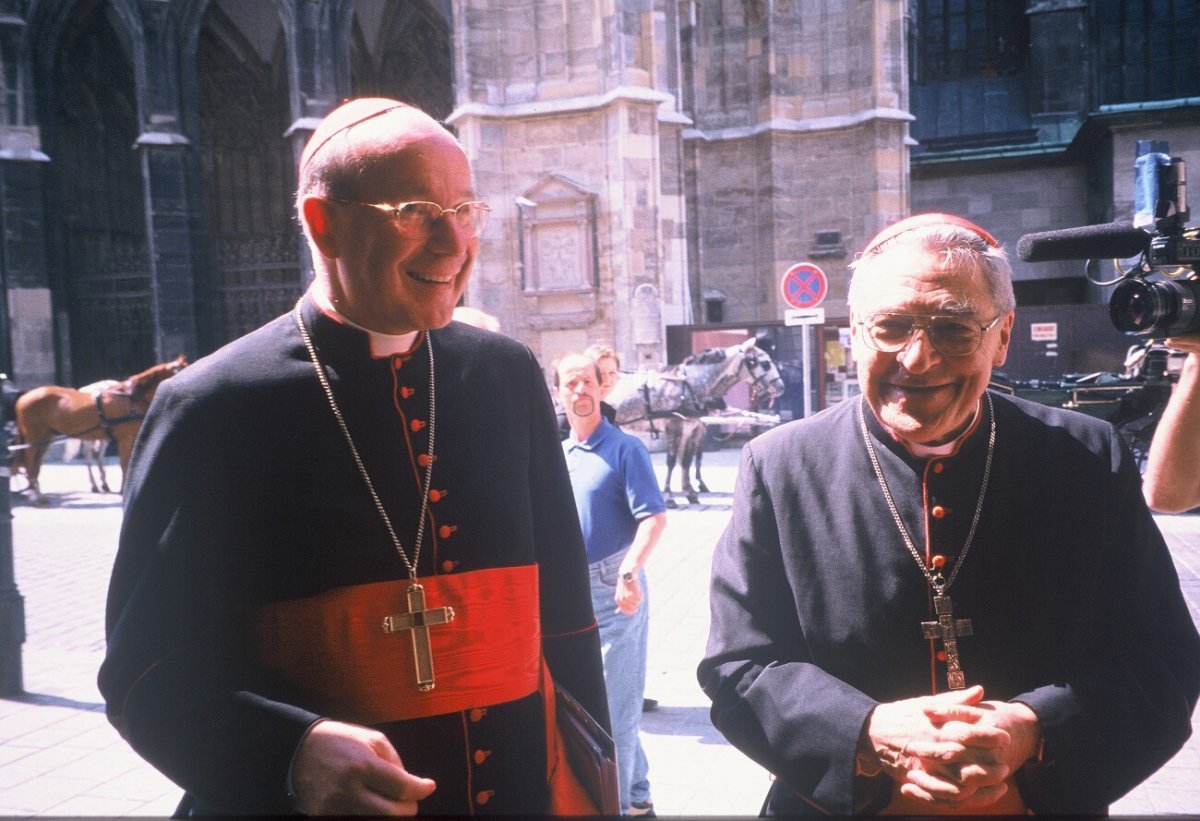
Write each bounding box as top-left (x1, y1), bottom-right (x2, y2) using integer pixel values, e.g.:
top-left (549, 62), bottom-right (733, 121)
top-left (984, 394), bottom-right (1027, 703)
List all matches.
top-left (1017, 139), bottom-right (1198, 337)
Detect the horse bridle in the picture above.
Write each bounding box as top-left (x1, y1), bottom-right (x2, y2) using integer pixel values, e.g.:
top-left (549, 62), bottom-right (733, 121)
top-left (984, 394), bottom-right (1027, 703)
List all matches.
top-left (741, 353), bottom-right (779, 396)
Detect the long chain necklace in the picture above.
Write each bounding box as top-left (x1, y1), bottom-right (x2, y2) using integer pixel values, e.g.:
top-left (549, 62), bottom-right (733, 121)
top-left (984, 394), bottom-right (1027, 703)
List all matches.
top-left (294, 299), bottom-right (454, 692)
top-left (857, 393), bottom-right (996, 690)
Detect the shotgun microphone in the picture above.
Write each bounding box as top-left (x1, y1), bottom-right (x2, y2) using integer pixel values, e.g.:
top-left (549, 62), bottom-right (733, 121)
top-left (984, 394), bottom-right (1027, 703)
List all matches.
top-left (1016, 222), bottom-right (1151, 263)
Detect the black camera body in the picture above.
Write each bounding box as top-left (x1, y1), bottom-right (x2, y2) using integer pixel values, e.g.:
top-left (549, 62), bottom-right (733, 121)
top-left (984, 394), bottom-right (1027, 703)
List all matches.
top-left (1019, 141), bottom-right (1197, 338)
top-left (1108, 145), bottom-right (1196, 337)
top-left (1109, 276), bottom-right (1200, 338)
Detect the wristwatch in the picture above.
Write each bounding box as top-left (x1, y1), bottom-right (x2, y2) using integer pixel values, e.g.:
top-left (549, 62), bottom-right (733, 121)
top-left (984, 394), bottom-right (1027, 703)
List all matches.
top-left (621, 571), bottom-right (635, 583)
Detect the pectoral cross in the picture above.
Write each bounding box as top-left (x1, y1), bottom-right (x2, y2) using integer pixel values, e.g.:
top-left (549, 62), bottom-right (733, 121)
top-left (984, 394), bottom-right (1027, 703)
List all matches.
top-left (382, 583), bottom-right (456, 692)
top-left (921, 594), bottom-right (973, 690)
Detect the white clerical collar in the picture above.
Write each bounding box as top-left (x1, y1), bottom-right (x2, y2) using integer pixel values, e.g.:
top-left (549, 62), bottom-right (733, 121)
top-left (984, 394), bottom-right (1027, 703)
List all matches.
top-left (311, 289), bottom-right (421, 358)
top-left (899, 400), bottom-right (983, 458)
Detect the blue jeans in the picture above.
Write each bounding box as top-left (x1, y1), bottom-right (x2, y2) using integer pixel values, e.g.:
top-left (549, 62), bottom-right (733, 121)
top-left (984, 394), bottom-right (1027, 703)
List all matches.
top-left (589, 550), bottom-right (651, 812)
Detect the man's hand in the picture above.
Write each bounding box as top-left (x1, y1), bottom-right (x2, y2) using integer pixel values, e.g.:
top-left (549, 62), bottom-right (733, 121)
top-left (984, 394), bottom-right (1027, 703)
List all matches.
top-left (920, 697), bottom-right (1042, 776)
top-left (1165, 333), bottom-right (1200, 355)
top-left (290, 720), bottom-right (437, 815)
top-left (614, 571), bottom-right (643, 615)
top-left (862, 686), bottom-right (1019, 811)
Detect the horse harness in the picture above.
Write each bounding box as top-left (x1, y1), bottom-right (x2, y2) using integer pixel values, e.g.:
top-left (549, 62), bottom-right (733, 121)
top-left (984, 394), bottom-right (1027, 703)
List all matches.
top-left (639, 373), bottom-right (701, 439)
top-left (93, 386), bottom-right (148, 443)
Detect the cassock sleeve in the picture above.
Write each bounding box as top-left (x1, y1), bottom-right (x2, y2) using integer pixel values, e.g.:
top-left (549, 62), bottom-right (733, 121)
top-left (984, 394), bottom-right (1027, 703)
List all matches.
top-left (697, 441), bottom-right (879, 815)
top-left (99, 378), bottom-right (318, 814)
top-left (1011, 425), bottom-right (1200, 813)
top-left (523, 348), bottom-right (611, 733)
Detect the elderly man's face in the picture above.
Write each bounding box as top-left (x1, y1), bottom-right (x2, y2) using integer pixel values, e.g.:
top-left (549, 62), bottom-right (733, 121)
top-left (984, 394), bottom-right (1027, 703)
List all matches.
top-left (851, 246), bottom-right (1013, 446)
top-left (320, 117), bottom-right (479, 334)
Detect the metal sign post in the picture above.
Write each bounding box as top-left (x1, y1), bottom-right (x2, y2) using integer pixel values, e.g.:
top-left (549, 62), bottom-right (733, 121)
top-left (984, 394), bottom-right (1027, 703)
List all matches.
top-left (785, 308), bottom-right (826, 418)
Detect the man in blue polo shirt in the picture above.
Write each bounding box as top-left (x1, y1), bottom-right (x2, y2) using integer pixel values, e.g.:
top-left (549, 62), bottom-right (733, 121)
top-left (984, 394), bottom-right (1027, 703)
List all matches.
top-left (557, 353), bottom-right (668, 817)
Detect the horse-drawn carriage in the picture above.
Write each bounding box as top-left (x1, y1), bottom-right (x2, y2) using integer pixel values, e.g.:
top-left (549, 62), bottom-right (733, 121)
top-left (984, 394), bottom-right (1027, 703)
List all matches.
top-left (605, 338), bottom-right (786, 506)
top-left (988, 341), bottom-right (1181, 470)
top-left (5, 356), bottom-right (187, 504)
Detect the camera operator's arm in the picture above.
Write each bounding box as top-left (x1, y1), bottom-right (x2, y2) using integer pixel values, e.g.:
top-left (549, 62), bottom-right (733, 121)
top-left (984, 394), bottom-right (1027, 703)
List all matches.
top-left (1143, 334), bottom-right (1200, 513)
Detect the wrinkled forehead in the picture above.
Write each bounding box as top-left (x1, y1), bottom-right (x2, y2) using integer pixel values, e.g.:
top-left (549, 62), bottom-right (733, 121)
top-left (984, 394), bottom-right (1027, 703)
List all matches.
top-left (851, 246), bottom-right (992, 316)
top-left (558, 356), bottom-right (597, 381)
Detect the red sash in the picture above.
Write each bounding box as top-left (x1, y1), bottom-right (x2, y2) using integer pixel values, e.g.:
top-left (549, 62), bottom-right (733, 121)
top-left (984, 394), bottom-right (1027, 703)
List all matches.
top-left (247, 565), bottom-right (541, 724)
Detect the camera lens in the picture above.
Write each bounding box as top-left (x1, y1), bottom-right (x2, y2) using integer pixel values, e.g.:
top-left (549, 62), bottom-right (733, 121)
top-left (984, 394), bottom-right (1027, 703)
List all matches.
top-left (1110, 277), bottom-right (1200, 336)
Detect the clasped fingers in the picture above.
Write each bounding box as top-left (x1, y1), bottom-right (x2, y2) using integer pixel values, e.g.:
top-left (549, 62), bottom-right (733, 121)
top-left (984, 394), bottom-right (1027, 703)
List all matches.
top-left (902, 764), bottom-right (1012, 810)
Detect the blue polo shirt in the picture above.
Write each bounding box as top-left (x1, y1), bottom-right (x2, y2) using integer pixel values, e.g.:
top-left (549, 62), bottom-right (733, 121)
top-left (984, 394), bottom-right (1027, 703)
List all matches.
top-left (563, 418), bottom-right (667, 565)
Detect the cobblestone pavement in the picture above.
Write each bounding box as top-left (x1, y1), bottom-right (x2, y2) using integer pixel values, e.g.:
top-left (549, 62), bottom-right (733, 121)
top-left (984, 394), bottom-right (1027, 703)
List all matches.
top-left (1, 448), bottom-right (1198, 817)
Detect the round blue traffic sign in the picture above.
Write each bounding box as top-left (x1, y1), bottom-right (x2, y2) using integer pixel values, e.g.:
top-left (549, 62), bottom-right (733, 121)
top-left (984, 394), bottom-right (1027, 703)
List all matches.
top-left (781, 263), bottom-right (828, 309)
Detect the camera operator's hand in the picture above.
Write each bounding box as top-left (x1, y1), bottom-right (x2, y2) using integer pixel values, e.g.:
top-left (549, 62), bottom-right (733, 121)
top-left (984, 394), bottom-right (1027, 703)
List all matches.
top-left (1165, 332), bottom-right (1200, 355)
top-left (1145, 343), bottom-right (1200, 512)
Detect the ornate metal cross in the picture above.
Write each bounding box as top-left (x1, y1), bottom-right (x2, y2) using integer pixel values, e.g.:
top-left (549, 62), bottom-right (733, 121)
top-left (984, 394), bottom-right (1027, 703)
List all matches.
top-left (382, 583), bottom-right (456, 692)
top-left (921, 594), bottom-right (973, 690)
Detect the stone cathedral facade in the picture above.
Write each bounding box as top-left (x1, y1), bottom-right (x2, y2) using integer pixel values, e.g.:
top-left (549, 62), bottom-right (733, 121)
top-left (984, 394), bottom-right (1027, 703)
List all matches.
top-left (0, 0), bottom-right (1196, 393)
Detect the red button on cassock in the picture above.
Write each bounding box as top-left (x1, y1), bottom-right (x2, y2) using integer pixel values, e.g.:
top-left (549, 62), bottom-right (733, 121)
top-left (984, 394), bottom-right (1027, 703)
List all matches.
top-left (931, 505), bottom-right (946, 519)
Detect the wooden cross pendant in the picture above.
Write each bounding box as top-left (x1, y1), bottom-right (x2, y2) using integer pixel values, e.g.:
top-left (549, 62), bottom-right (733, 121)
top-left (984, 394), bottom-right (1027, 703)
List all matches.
top-left (381, 583), bottom-right (456, 692)
top-left (921, 594), bottom-right (973, 690)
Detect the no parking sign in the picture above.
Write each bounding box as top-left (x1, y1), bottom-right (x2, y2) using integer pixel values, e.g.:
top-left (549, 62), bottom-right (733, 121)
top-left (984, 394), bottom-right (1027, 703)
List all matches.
top-left (781, 262), bottom-right (828, 310)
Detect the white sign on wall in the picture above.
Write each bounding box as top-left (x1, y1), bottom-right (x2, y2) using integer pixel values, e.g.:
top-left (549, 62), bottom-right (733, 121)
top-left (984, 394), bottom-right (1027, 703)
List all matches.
top-left (1030, 322), bottom-right (1058, 342)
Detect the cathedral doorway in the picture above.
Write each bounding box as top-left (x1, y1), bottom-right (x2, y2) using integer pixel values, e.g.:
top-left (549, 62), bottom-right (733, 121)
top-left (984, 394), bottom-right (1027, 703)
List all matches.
top-left (348, 2), bottom-right (454, 123)
top-left (50, 5), bottom-right (152, 386)
top-left (197, 2), bottom-right (299, 351)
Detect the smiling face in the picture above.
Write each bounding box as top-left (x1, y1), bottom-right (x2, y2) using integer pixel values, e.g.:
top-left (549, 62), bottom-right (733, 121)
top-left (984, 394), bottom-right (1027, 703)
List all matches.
top-left (851, 245), bottom-right (1013, 446)
top-left (305, 111), bottom-right (479, 334)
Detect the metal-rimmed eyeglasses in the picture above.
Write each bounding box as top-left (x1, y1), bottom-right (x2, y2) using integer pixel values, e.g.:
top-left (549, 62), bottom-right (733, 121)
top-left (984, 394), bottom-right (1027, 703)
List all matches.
top-left (325, 197), bottom-right (491, 238)
top-left (858, 312), bottom-right (1002, 357)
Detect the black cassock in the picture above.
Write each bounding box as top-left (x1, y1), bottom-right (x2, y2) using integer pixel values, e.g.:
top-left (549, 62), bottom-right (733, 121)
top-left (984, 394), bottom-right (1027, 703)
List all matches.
top-left (100, 294), bottom-right (607, 815)
top-left (699, 392), bottom-right (1200, 815)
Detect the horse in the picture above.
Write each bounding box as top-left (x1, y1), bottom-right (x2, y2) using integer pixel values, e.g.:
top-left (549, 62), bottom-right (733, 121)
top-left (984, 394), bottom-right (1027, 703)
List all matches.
top-left (59, 380), bottom-right (119, 493)
top-left (607, 338), bottom-right (785, 506)
top-left (11, 355), bottom-right (188, 504)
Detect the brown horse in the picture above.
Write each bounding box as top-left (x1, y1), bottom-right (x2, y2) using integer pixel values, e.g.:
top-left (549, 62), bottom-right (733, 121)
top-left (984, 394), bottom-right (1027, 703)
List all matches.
top-left (12, 355), bottom-right (187, 504)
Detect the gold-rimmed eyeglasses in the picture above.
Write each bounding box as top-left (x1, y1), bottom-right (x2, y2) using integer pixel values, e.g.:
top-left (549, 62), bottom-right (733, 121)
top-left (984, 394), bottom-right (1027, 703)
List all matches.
top-left (858, 312), bottom-right (1002, 357)
top-left (325, 197), bottom-right (491, 238)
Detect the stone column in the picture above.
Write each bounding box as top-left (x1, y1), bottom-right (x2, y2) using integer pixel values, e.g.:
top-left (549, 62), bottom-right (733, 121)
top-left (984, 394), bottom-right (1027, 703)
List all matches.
top-left (279, 0), bottom-right (346, 284)
top-left (449, 0), bottom-right (686, 369)
top-left (0, 0), bottom-right (36, 696)
top-left (133, 0), bottom-right (199, 362)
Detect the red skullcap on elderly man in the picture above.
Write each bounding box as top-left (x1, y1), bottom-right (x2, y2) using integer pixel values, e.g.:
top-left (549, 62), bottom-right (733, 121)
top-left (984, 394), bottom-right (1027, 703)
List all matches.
top-left (862, 212), bottom-right (1000, 256)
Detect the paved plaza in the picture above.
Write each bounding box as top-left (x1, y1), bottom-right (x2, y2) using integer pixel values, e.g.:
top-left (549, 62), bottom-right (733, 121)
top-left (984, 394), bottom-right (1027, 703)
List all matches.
top-left (1, 446), bottom-right (1199, 817)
